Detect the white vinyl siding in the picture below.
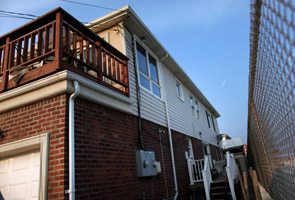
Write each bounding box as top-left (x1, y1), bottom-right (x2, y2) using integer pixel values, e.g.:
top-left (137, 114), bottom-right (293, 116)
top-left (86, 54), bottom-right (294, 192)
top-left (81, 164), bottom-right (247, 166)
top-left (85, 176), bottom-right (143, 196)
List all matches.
top-left (124, 28), bottom-right (166, 126)
top-left (162, 65), bottom-right (218, 145)
top-left (123, 27), bottom-right (218, 145)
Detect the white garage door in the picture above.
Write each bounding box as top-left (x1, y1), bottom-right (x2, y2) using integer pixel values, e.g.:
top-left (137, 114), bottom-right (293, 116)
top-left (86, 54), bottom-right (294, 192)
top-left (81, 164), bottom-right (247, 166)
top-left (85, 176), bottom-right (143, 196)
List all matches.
top-left (0, 149), bottom-right (40, 200)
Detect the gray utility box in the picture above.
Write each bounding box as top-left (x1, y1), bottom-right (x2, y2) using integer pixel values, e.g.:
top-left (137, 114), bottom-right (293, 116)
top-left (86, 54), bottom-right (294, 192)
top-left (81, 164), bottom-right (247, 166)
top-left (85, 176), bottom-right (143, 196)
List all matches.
top-left (136, 150), bottom-right (157, 177)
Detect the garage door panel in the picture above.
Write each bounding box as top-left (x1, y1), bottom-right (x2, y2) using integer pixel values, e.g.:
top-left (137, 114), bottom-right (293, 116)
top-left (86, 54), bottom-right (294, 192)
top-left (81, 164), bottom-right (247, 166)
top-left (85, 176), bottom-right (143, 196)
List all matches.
top-left (9, 183), bottom-right (27, 200)
top-left (0, 159), bottom-right (8, 174)
top-left (0, 150), bottom-right (40, 200)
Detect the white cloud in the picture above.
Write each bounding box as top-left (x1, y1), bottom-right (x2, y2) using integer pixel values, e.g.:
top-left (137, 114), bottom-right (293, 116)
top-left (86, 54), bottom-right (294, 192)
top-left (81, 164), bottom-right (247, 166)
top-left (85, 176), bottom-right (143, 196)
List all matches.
top-left (221, 79), bottom-right (228, 88)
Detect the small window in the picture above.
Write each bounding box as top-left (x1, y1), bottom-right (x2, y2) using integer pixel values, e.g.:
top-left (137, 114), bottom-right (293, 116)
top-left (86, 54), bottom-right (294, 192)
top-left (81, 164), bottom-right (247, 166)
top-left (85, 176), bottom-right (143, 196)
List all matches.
top-left (136, 41), bottom-right (161, 98)
top-left (190, 96), bottom-right (194, 108)
top-left (175, 79), bottom-right (183, 100)
top-left (206, 111), bottom-right (216, 131)
top-left (195, 100), bottom-right (200, 119)
top-left (190, 96), bottom-right (200, 119)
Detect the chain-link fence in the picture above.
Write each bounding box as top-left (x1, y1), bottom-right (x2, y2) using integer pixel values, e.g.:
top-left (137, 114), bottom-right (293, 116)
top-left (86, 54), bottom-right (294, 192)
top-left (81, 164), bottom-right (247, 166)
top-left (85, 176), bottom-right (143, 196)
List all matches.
top-left (248, 0), bottom-right (295, 199)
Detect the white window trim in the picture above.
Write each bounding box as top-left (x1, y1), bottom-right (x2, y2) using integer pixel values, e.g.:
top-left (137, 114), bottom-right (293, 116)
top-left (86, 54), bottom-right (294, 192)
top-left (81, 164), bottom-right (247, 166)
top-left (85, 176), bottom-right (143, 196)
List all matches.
top-left (190, 95), bottom-right (201, 120)
top-left (134, 35), bottom-right (163, 100)
top-left (202, 142), bottom-right (213, 168)
top-left (0, 133), bottom-right (50, 200)
top-left (206, 111), bottom-right (216, 131)
top-left (187, 137), bottom-right (194, 159)
top-left (175, 78), bottom-right (184, 102)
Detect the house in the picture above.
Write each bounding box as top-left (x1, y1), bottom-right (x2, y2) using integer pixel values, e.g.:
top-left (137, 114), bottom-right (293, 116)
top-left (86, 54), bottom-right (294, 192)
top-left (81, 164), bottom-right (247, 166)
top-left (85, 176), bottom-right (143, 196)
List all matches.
top-left (0, 6), bottom-right (222, 200)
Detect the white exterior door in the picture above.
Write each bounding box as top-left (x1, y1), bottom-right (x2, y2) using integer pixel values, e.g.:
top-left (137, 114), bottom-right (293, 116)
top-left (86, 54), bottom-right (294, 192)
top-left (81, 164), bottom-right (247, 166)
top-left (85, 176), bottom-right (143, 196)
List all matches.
top-left (0, 150), bottom-right (40, 200)
top-left (203, 143), bottom-right (213, 168)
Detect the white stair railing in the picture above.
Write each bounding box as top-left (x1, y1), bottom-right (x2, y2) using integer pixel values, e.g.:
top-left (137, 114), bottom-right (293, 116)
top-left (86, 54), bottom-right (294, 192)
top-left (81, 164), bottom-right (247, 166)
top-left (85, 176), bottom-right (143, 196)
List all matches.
top-left (225, 151), bottom-right (238, 200)
top-left (187, 158), bottom-right (204, 185)
top-left (202, 155), bottom-right (212, 200)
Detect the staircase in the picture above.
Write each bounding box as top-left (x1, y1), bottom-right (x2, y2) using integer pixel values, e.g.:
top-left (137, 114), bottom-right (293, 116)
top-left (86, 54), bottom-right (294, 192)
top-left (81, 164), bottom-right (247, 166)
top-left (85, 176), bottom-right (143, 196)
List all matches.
top-left (210, 179), bottom-right (231, 200)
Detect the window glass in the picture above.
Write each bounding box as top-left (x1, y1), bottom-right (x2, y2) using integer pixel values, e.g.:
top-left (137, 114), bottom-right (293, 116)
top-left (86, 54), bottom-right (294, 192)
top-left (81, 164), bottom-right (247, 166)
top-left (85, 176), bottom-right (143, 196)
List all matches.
top-left (190, 96), bottom-right (194, 107)
top-left (136, 42), bottom-right (148, 75)
top-left (136, 40), bottom-right (161, 98)
top-left (195, 100), bottom-right (200, 119)
top-left (149, 55), bottom-right (158, 83)
top-left (203, 145), bottom-right (208, 155)
top-left (211, 115), bottom-right (216, 131)
top-left (139, 74), bottom-right (150, 90)
top-left (152, 83), bottom-right (161, 97)
top-left (176, 82), bottom-right (181, 98)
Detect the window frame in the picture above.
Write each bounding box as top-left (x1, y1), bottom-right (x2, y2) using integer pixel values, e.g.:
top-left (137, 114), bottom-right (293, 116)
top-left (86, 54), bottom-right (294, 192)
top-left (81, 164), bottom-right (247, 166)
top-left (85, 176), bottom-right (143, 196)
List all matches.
top-left (134, 36), bottom-right (162, 99)
top-left (206, 110), bottom-right (216, 131)
top-left (175, 78), bottom-right (184, 101)
top-left (190, 95), bottom-right (201, 120)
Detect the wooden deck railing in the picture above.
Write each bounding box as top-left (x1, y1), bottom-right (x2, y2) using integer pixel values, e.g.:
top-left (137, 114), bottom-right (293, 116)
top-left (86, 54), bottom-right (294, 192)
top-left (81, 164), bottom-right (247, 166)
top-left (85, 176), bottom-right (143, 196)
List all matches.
top-left (0, 8), bottom-right (129, 96)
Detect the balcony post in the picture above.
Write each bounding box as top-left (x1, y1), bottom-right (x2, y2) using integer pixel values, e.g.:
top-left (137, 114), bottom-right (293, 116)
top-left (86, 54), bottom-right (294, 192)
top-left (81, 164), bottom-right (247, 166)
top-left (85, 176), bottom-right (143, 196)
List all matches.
top-left (55, 12), bottom-right (64, 69)
top-left (95, 41), bottom-right (102, 84)
top-left (0, 37), bottom-right (10, 91)
top-left (123, 59), bottom-right (129, 96)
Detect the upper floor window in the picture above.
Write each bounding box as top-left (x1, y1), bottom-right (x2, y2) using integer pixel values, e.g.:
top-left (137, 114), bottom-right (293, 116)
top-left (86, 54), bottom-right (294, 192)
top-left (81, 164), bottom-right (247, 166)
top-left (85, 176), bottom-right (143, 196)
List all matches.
top-left (190, 96), bottom-right (200, 119)
top-left (175, 79), bottom-right (183, 100)
top-left (136, 41), bottom-right (161, 98)
top-left (194, 100), bottom-right (200, 119)
top-left (206, 111), bottom-right (216, 131)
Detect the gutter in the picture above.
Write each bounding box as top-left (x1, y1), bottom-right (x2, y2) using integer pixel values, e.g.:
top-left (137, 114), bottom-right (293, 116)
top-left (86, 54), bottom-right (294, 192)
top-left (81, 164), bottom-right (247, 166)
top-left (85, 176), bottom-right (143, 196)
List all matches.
top-left (66, 80), bottom-right (80, 200)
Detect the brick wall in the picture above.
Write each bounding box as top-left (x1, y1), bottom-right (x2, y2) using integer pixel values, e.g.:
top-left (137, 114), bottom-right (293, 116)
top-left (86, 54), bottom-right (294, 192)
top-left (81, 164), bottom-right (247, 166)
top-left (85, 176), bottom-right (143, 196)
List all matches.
top-left (191, 138), bottom-right (204, 160)
top-left (0, 94), bottom-right (216, 200)
top-left (0, 95), bottom-right (68, 200)
top-left (74, 98), bottom-right (177, 200)
top-left (171, 130), bottom-right (191, 199)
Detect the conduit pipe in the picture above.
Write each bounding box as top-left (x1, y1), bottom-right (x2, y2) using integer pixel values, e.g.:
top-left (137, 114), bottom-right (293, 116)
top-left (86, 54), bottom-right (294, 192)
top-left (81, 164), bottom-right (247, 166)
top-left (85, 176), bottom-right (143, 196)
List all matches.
top-left (68, 80), bottom-right (80, 200)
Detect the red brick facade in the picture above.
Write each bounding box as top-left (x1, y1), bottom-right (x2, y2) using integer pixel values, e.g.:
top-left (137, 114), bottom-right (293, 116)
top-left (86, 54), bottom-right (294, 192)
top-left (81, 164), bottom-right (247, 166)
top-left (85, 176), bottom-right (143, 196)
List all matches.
top-left (0, 95), bottom-right (221, 199)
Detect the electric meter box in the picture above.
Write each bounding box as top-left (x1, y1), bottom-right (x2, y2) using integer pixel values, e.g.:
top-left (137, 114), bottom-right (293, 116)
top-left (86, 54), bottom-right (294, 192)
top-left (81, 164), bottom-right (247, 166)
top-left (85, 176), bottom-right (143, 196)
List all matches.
top-left (136, 150), bottom-right (157, 177)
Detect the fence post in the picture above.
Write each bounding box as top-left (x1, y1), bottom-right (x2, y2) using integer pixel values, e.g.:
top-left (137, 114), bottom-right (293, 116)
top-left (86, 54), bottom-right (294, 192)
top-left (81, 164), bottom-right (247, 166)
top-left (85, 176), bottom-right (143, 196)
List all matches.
top-left (243, 172), bottom-right (250, 200)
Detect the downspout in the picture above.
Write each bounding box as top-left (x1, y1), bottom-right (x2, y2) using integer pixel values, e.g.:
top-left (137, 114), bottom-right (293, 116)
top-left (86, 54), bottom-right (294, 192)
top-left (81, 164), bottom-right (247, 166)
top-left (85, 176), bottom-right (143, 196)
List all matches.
top-left (67, 81), bottom-right (80, 200)
top-left (130, 31), bottom-right (144, 150)
top-left (161, 53), bottom-right (178, 200)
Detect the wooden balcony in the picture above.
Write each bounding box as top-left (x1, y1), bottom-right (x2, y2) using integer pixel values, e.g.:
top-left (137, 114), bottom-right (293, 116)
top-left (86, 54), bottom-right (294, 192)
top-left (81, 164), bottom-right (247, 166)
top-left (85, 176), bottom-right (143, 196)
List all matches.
top-left (0, 7), bottom-right (129, 96)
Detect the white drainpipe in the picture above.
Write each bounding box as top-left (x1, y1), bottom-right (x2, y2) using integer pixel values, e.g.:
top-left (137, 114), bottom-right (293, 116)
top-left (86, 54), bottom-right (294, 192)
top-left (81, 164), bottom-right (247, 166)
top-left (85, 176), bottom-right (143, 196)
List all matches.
top-left (165, 102), bottom-right (179, 200)
top-left (67, 80), bottom-right (80, 200)
top-left (160, 54), bottom-right (178, 200)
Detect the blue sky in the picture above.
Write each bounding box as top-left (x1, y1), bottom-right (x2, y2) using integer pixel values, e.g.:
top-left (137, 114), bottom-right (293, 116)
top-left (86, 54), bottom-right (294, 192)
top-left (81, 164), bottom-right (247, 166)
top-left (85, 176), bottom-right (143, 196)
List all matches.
top-left (0, 0), bottom-right (250, 143)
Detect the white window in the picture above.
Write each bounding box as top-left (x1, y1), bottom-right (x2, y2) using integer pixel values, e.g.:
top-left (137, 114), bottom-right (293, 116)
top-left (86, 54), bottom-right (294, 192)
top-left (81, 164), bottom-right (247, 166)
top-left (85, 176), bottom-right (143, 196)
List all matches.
top-left (194, 100), bottom-right (200, 119)
top-left (190, 96), bottom-right (200, 119)
top-left (135, 41), bottom-right (161, 98)
top-left (206, 111), bottom-right (216, 131)
top-left (175, 79), bottom-right (183, 100)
